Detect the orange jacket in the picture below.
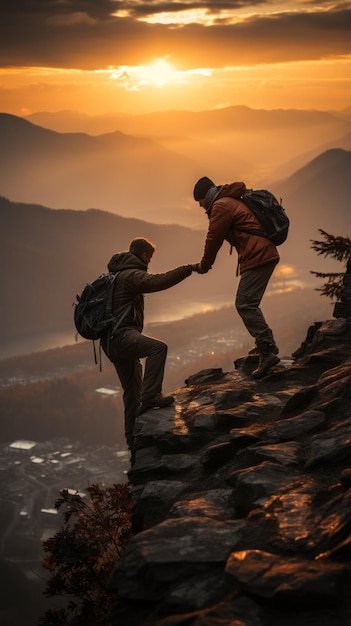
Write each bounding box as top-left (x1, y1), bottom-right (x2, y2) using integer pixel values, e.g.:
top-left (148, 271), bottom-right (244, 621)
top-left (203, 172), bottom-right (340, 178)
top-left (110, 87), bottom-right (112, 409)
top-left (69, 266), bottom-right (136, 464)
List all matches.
top-left (200, 182), bottom-right (280, 274)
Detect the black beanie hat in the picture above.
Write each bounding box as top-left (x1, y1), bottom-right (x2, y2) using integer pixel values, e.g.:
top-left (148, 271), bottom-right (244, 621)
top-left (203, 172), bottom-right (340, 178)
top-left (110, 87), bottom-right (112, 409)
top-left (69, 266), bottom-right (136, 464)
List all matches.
top-left (193, 176), bottom-right (215, 201)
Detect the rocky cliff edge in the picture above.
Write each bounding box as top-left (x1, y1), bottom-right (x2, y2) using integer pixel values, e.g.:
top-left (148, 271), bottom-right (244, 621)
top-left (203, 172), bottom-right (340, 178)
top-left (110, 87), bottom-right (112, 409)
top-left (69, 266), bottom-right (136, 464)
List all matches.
top-left (110, 318), bottom-right (351, 626)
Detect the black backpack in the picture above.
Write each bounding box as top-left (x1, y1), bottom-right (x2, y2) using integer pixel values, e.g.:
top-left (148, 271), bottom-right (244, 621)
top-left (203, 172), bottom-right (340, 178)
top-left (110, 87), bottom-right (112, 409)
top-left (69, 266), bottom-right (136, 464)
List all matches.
top-left (73, 271), bottom-right (134, 369)
top-left (73, 272), bottom-right (118, 341)
top-left (239, 189), bottom-right (290, 246)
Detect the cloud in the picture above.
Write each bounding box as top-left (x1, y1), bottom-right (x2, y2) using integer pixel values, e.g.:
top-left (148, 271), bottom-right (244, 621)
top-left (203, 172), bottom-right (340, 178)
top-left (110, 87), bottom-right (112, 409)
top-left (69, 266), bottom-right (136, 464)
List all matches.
top-left (0, 3), bottom-right (349, 69)
top-left (274, 265), bottom-right (298, 279)
top-left (47, 12), bottom-right (97, 27)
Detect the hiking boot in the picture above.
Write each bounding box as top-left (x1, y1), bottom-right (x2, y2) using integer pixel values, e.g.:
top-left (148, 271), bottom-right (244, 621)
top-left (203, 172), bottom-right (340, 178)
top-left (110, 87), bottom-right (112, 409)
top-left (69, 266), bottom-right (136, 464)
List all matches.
top-left (252, 352), bottom-right (280, 378)
top-left (249, 344), bottom-right (278, 356)
top-left (138, 393), bottom-right (175, 415)
top-left (248, 346), bottom-right (260, 355)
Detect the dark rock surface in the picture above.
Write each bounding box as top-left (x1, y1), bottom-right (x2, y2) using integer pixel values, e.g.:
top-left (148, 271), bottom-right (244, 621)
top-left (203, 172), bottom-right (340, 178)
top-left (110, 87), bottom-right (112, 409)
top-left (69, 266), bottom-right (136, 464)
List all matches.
top-left (110, 319), bottom-right (351, 625)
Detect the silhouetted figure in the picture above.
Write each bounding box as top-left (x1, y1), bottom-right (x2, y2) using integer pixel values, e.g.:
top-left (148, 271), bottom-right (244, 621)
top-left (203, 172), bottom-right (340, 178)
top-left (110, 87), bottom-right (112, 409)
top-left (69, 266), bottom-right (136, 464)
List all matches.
top-left (101, 237), bottom-right (196, 462)
top-left (192, 176), bottom-right (280, 378)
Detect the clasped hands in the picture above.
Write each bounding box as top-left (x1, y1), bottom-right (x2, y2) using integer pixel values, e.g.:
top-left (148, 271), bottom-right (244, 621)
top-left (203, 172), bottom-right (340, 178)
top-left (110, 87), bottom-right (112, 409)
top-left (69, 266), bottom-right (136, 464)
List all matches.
top-left (190, 263), bottom-right (207, 274)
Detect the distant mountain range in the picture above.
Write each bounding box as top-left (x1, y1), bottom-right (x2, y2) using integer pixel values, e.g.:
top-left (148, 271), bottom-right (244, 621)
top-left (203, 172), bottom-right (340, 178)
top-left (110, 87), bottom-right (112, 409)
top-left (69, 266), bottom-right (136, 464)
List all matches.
top-left (0, 107), bottom-right (349, 350)
top-left (25, 104), bottom-right (351, 140)
top-left (0, 108), bottom-right (350, 227)
top-left (0, 112), bottom-right (199, 226)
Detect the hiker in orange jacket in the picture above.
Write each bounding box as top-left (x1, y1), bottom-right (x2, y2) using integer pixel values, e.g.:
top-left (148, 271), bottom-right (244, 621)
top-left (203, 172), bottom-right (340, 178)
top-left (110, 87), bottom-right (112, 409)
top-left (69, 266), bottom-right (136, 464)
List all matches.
top-left (192, 176), bottom-right (280, 378)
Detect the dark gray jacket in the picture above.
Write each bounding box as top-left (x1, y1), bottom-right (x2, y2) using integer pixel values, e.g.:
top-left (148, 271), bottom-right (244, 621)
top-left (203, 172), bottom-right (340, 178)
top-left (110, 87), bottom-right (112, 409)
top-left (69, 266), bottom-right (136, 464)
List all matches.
top-left (106, 251), bottom-right (192, 333)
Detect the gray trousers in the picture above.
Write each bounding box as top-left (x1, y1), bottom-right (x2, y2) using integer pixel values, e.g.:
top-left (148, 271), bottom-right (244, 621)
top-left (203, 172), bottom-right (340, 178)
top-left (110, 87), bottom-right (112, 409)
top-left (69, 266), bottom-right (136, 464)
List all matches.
top-left (103, 329), bottom-right (167, 450)
top-left (235, 260), bottom-right (278, 351)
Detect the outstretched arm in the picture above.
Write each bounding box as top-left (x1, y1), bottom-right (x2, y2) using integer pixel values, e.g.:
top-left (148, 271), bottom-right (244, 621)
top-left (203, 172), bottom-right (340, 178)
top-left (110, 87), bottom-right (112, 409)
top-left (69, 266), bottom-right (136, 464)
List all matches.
top-left (131, 264), bottom-right (195, 293)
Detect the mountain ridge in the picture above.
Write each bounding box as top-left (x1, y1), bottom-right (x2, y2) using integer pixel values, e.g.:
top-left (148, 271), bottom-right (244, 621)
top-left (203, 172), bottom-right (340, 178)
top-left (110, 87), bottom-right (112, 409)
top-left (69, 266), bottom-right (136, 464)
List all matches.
top-left (0, 108), bottom-right (349, 224)
top-left (25, 104), bottom-right (351, 135)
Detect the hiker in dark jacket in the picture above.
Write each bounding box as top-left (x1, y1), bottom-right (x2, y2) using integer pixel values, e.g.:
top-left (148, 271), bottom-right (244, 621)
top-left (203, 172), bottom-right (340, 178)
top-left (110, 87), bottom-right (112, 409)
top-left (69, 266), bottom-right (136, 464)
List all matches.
top-left (101, 237), bottom-right (196, 460)
top-left (192, 176), bottom-right (280, 378)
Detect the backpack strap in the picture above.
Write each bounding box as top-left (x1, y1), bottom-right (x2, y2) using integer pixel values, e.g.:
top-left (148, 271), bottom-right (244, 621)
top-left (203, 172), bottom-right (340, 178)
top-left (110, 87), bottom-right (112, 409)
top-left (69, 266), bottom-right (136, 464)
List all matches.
top-left (105, 271), bottom-right (120, 318)
top-left (92, 340), bottom-right (104, 373)
top-left (234, 225), bottom-right (267, 239)
top-left (98, 340), bottom-right (102, 372)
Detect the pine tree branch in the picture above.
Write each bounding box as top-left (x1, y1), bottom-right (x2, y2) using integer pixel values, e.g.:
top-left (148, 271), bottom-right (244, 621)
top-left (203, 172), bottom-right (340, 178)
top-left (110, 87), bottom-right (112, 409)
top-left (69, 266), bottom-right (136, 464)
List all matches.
top-left (310, 230), bottom-right (351, 263)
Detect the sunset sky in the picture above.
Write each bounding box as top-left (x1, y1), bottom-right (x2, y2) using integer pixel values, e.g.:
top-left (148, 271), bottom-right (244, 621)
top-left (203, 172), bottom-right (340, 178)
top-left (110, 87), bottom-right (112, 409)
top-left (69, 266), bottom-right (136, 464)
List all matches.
top-left (0, 1), bottom-right (350, 116)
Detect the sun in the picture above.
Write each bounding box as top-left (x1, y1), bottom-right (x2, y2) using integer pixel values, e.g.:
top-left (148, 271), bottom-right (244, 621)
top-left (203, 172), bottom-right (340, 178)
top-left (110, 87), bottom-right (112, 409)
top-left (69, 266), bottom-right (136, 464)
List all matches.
top-left (109, 58), bottom-right (180, 91)
top-left (137, 59), bottom-right (176, 87)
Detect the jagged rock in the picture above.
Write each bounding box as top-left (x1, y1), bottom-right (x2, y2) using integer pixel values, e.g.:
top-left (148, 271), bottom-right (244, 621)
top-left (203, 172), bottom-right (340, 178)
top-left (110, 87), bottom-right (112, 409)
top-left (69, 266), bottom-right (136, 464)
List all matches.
top-left (130, 447), bottom-right (197, 484)
top-left (292, 321), bottom-right (323, 359)
top-left (319, 319), bottom-right (349, 336)
top-left (158, 569), bottom-right (232, 614)
top-left (317, 359), bottom-right (351, 388)
top-left (134, 408), bottom-right (192, 452)
top-left (295, 319), bottom-right (350, 363)
top-left (316, 360), bottom-right (351, 405)
top-left (201, 441), bottom-right (237, 470)
top-left (229, 426), bottom-right (266, 447)
top-left (321, 535), bottom-right (351, 560)
top-left (280, 385), bottom-right (319, 415)
top-left (274, 410), bottom-right (326, 441)
top-left (164, 453), bottom-right (197, 471)
top-left (300, 347), bottom-right (350, 367)
top-left (167, 489), bottom-right (235, 521)
top-left (216, 404), bottom-right (260, 429)
top-left (306, 418), bottom-right (351, 467)
top-left (341, 468), bottom-right (351, 488)
top-left (243, 441), bottom-right (302, 466)
top-left (228, 461), bottom-right (294, 515)
top-left (258, 392), bottom-right (284, 406)
top-left (260, 478), bottom-right (321, 551)
top-left (225, 549), bottom-right (346, 605)
top-left (306, 486), bottom-right (351, 555)
top-left (185, 368), bottom-right (225, 385)
top-left (132, 480), bottom-right (187, 529)
top-left (185, 395), bottom-right (215, 410)
top-left (191, 404), bottom-right (218, 431)
top-left (213, 387), bottom-right (255, 409)
top-left (111, 320), bottom-right (351, 626)
top-left (110, 517), bottom-right (246, 600)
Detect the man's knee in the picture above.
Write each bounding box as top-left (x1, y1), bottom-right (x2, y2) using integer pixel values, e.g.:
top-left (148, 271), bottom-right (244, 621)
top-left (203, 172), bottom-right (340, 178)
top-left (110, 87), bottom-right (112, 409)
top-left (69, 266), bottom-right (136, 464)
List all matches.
top-left (143, 339), bottom-right (168, 364)
top-left (152, 339), bottom-right (168, 357)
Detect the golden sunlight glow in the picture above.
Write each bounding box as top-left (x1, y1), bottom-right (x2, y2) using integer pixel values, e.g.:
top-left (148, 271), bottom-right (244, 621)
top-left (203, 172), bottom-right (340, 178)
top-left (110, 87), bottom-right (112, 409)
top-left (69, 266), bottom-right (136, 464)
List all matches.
top-left (233, 551), bottom-right (248, 561)
top-left (0, 55), bottom-right (348, 117)
top-left (268, 265), bottom-right (308, 295)
top-left (134, 4), bottom-right (303, 27)
top-left (139, 9), bottom-right (216, 26)
top-left (275, 265), bottom-right (297, 279)
top-left (112, 10), bottom-right (131, 19)
top-left (109, 58), bottom-right (211, 90)
top-left (113, 0), bottom-right (336, 27)
top-left (139, 59), bottom-right (176, 86)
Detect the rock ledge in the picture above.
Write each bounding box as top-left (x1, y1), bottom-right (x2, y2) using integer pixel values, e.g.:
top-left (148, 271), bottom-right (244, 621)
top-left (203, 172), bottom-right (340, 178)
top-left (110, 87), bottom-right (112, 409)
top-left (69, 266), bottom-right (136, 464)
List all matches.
top-left (110, 319), bottom-right (351, 626)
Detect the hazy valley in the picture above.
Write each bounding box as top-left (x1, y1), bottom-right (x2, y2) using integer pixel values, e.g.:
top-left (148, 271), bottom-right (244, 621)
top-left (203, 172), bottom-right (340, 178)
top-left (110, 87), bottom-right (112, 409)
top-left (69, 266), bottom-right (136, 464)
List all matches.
top-left (0, 106), bottom-right (350, 227)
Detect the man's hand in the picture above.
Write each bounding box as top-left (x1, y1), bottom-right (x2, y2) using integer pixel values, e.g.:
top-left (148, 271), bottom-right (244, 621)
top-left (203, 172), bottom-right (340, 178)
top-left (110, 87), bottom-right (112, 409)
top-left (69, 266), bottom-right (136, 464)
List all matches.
top-left (191, 263), bottom-right (207, 274)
